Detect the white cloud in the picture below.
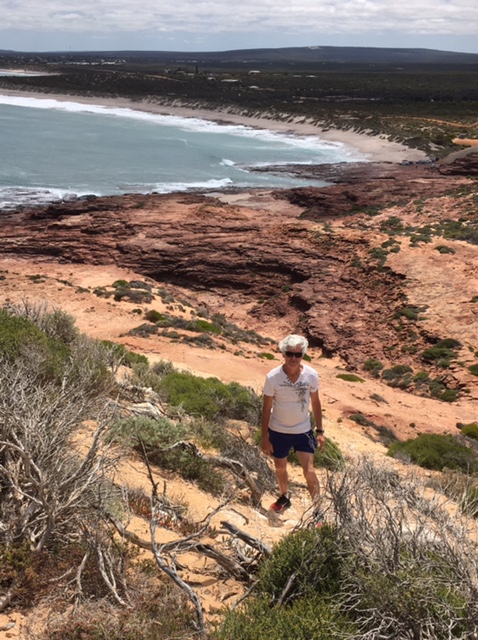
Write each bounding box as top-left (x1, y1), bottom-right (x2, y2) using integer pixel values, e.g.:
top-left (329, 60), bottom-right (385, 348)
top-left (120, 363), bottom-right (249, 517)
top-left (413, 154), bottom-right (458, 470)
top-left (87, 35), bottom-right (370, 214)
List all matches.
top-left (0, 0), bottom-right (477, 51)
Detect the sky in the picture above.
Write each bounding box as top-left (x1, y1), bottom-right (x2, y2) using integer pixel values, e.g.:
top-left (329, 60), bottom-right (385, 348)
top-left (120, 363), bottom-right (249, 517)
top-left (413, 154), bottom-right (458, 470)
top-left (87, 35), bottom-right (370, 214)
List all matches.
top-left (1, 0), bottom-right (477, 55)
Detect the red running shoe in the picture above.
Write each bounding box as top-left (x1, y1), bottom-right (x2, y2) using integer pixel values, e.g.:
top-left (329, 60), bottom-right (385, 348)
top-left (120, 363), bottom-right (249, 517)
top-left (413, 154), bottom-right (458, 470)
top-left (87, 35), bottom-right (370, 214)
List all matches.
top-left (270, 493), bottom-right (291, 512)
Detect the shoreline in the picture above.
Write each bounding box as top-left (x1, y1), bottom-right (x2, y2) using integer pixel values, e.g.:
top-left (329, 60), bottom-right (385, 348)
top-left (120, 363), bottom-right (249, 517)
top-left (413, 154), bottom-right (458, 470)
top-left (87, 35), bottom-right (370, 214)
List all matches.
top-left (0, 88), bottom-right (426, 164)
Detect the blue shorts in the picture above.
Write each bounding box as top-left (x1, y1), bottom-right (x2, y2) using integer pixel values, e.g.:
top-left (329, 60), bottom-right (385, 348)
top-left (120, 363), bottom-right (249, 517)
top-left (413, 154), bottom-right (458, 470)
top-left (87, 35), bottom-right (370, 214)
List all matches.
top-left (268, 429), bottom-right (317, 459)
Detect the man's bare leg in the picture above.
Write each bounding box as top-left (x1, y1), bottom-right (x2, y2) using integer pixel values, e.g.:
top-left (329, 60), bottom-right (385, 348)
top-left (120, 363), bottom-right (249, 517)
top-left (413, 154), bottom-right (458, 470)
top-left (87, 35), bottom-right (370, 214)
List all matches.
top-left (273, 456), bottom-right (289, 496)
top-left (296, 451), bottom-right (320, 501)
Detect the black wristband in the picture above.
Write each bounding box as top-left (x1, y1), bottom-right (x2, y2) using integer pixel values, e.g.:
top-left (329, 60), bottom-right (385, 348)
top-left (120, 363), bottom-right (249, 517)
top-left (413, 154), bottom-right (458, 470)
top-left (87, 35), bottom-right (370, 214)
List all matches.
top-left (316, 429), bottom-right (325, 435)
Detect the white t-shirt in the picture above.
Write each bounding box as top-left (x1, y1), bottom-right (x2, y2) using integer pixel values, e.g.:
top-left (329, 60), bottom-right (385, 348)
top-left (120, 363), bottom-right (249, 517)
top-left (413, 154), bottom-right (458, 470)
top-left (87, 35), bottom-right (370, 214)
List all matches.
top-left (263, 364), bottom-right (319, 434)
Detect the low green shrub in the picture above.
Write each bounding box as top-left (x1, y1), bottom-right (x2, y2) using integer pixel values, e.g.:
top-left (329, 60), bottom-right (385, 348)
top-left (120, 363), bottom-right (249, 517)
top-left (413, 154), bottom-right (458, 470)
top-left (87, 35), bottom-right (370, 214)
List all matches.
top-left (461, 422), bottom-right (478, 440)
top-left (144, 309), bottom-right (164, 323)
top-left (413, 371), bottom-right (430, 382)
top-left (468, 364), bottom-right (478, 376)
top-left (421, 338), bottom-right (462, 368)
top-left (435, 244), bottom-right (456, 254)
top-left (186, 319), bottom-right (221, 334)
top-left (440, 388), bottom-right (458, 402)
top-left (110, 416), bottom-right (189, 449)
top-left (189, 418), bottom-right (231, 451)
top-left (349, 413), bottom-right (375, 427)
top-left (128, 323), bottom-right (159, 338)
top-left (111, 417), bottom-right (225, 494)
top-left (388, 433), bottom-right (478, 472)
top-left (421, 347), bottom-right (456, 367)
top-left (0, 308), bottom-right (70, 380)
top-left (284, 437), bottom-right (344, 471)
top-left (394, 307), bottom-right (422, 320)
top-left (435, 338), bottom-right (462, 349)
top-left (101, 340), bottom-right (148, 367)
top-left (363, 358), bottom-right (383, 376)
top-left (161, 372), bottom-right (261, 423)
top-left (313, 438), bottom-right (345, 471)
top-left (381, 364), bottom-right (413, 388)
top-left (382, 364), bottom-right (412, 378)
top-left (41, 308), bottom-right (79, 344)
top-left (336, 373), bottom-right (365, 383)
top-left (111, 279), bottom-right (129, 288)
top-left (0, 308), bottom-right (53, 360)
top-left (150, 445), bottom-right (226, 495)
top-left (214, 594), bottom-right (355, 640)
top-left (113, 287), bottom-right (153, 304)
top-left (257, 527), bottom-right (344, 601)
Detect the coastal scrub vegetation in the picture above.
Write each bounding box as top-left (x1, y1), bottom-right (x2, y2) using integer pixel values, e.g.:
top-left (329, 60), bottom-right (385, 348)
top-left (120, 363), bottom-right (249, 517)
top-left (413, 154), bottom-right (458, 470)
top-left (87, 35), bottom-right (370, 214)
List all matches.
top-left (1, 53), bottom-right (478, 155)
top-left (387, 433), bottom-right (478, 472)
top-left (362, 350), bottom-right (464, 402)
top-left (215, 457), bottom-right (478, 639)
top-left (2, 302), bottom-right (478, 637)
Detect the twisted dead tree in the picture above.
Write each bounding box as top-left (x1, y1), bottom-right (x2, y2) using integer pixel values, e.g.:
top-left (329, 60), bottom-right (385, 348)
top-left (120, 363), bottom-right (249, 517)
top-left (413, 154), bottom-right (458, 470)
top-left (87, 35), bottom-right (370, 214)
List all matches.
top-left (315, 456), bottom-right (478, 639)
top-left (106, 439), bottom-right (275, 638)
top-left (0, 304), bottom-right (126, 610)
top-left (0, 354), bottom-right (118, 552)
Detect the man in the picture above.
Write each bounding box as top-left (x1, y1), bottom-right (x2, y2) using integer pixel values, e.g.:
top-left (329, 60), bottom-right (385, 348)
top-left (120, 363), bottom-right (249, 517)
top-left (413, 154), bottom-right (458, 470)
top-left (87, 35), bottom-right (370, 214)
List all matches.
top-left (261, 334), bottom-right (325, 522)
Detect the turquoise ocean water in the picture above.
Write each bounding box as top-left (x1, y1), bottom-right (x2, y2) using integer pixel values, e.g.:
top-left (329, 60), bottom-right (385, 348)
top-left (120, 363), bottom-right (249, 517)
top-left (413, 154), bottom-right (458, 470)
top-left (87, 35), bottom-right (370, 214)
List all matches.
top-left (0, 94), bottom-right (366, 210)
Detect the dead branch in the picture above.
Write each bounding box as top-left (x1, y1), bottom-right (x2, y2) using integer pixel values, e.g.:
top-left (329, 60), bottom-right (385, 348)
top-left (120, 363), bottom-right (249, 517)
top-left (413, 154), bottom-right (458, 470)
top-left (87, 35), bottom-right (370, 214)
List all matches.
top-left (220, 520), bottom-right (272, 558)
top-left (155, 440), bottom-right (263, 505)
top-left (194, 543), bottom-right (250, 581)
top-left (0, 589), bottom-right (14, 613)
top-left (96, 547), bottom-right (129, 607)
top-left (148, 481), bottom-right (206, 638)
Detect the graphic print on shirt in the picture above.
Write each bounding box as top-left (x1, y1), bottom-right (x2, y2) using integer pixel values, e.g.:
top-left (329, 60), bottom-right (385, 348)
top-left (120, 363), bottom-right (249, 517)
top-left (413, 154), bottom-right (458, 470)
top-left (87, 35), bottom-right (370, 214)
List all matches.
top-left (281, 379), bottom-right (309, 413)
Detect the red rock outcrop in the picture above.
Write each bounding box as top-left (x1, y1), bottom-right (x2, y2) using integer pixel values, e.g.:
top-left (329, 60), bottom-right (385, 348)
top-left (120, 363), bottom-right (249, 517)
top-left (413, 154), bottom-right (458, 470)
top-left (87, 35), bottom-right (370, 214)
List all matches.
top-left (0, 159), bottom-right (476, 384)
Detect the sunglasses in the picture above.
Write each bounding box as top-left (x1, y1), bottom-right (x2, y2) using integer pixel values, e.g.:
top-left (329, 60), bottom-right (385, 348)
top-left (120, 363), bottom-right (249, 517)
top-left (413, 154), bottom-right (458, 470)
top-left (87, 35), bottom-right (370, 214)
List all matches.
top-left (285, 351), bottom-right (303, 358)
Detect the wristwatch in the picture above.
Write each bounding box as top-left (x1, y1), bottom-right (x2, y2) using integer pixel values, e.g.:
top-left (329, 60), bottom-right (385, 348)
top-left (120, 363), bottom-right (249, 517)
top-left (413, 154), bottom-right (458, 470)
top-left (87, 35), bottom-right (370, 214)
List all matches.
top-left (316, 429), bottom-right (325, 435)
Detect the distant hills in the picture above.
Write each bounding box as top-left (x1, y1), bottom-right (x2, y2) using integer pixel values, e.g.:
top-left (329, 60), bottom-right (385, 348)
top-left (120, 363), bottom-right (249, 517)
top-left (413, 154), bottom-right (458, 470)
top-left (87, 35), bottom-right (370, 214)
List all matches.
top-left (2, 45), bottom-right (478, 67)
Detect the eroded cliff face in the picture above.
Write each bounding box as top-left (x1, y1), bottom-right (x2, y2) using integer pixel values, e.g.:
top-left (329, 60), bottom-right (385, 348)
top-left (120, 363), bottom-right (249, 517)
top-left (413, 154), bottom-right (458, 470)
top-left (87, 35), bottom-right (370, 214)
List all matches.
top-left (1, 156), bottom-right (477, 396)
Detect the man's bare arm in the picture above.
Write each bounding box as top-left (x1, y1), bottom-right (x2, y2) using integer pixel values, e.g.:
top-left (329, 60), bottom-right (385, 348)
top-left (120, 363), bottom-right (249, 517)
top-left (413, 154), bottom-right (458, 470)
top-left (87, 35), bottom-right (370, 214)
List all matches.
top-left (261, 395), bottom-right (274, 456)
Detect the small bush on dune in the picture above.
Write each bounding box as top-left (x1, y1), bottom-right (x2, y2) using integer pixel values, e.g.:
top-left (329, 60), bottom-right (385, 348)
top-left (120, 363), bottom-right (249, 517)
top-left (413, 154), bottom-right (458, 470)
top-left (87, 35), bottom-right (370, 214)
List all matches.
top-left (161, 371), bottom-right (261, 423)
top-left (421, 338), bottom-right (462, 368)
top-left (144, 309), bottom-right (165, 323)
top-left (381, 364), bottom-right (413, 388)
top-left (284, 436), bottom-right (343, 470)
top-left (215, 527), bottom-right (354, 639)
top-left (388, 433), bottom-right (478, 472)
top-left (100, 340), bottom-right (149, 367)
top-left (363, 358), bottom-right (384, 377)
top-left (336, 373), bottom-right (365, 383)
top-left (0, 308), bottom-right (69, 376)
top-left (110, 416), bottom-right (189, 449)
top-left (149, 445), bottom-right (227, 495)
top-left (128, 359), bottom-right (175, 391)
top-left (462, 422), bottom-right (478, 440)
top-left (258, 527), bottom-right (344, 601)
top-left (215, 593), bottom-right (355, 640)
top-left (313, 438), bottom-right (345, 471)
top-left (111, 417), bottom-right (225, 494)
